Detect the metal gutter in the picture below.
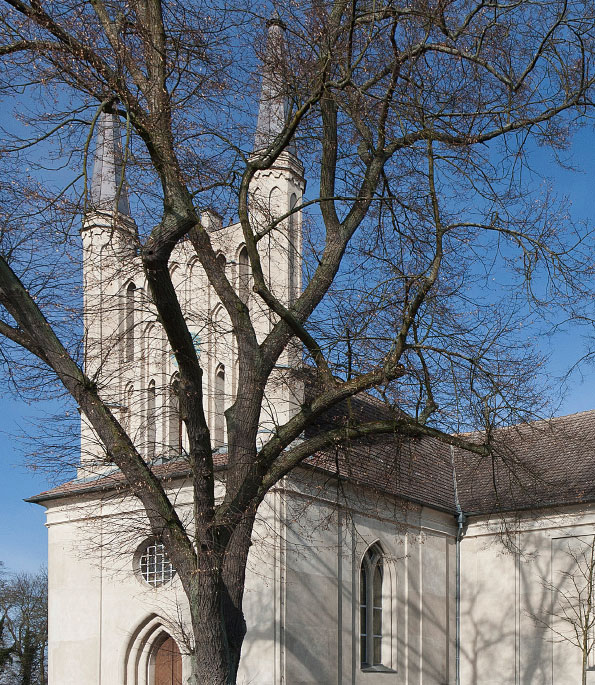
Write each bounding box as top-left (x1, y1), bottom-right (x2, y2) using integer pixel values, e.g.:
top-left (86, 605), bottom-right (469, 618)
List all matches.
top-left (451, 445), bottom-right (467, 685)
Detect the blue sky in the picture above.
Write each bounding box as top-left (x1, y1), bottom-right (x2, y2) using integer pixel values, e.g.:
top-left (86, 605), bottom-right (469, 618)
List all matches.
top-left (0, 399), bottom-right (56, 573)
top-left (532, 127), bottom-right (595, 415)
top-left (2, 122), bottom-right (595, 575)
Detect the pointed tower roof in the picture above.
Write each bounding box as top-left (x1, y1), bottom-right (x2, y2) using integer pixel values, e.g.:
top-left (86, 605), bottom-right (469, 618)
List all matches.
top-left (90, 110), bottom-right (131, 216)
top-left (254, 16), bottom-right (296, 155)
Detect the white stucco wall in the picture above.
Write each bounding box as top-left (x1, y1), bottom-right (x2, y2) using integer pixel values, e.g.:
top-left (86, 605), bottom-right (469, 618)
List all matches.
top-left (460, 504), bottom-right (595, 685)
top-left (42, 472), bottom-right (457, 685)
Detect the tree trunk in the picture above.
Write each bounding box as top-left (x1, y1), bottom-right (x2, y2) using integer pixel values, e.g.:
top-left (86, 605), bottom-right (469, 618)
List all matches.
top-left (185, 560), bottom-right (229, 685)
top-left (220, 517), bottom-right (255, 677)
top-left (20, 628), bottom-right (34, 685)
top-left (182, 515), bottom-right (255, 685)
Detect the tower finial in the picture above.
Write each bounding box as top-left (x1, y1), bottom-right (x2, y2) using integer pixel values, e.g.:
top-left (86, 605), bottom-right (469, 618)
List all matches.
top-left (254, 15), bottom-right (296, 155)
top-left (90, 109), bottom-right (131, 216)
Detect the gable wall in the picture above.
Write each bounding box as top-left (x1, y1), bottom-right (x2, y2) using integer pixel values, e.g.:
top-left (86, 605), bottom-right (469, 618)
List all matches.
top-left (43, 472), bottom-right (457, 685)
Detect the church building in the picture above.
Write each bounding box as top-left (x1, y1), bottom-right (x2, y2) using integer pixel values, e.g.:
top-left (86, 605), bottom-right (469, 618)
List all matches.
top-left (28, 19), bottom-right (595, 685)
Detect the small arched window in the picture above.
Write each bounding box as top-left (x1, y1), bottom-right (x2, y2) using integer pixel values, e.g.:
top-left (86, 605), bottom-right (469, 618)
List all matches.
top-left (288, 193), bottom-right (298, 305)
top-left (214, 363), bottom-right (225, 448)
top-left (125, 282), bottom-right (137, 362)
top-left (360, 544), bottom-right (384, 668)
top-left (169, 374), bottom-right (182, 456)
top-left (238, 247), bottom-right (250, 305)
top-left (216, 253), bottom-right (226, 273)
top-left (147, 379), bottom-right (156, 459)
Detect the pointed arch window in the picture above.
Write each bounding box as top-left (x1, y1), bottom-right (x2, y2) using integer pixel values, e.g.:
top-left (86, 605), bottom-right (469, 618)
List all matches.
top-left (360, 544), bottom-right (384, 668)
top-left (288, 193), bottom-right (298, 305)
top-left (147, 379), bottom-right (156, 459)
top-left (214, 363), bottom-right (225, 448)
top-left (238, 247), bottom-right (250, 305)
top-left (169, 374), bottom-right (182, 456)
top-left (187, 258), bottom-right (201, 315)
top-left (125, 282), bottom-right (136, 362)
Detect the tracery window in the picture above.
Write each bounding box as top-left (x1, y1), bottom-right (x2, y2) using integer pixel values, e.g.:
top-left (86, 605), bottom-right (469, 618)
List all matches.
top-left (360, 544), bottom-right (384, 668)
top-left (139, 541), bottom-right (176, 587)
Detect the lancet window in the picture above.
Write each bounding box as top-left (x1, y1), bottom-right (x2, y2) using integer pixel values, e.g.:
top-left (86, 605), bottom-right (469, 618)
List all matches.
top-left (123, 383), bottom-right (134, 434)
top-left (238, 247), bottom-right (250, 305)
top-left (147, 379), bottom-right (156, 459)
top-left (169, 374), bottom-right (182, 456)
top-left (288, 193), bottom-right (298, 305)
top-left (360, 544), bottom-right (384, 668)
top-left (214, 363), bottom-right (225, 448)
top-left (125, 282), bottom-right (136, 362)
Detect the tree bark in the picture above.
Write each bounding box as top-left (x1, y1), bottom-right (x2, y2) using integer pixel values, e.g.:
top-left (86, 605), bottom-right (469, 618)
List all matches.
top-left (183, 515), bottom-right (255, 685)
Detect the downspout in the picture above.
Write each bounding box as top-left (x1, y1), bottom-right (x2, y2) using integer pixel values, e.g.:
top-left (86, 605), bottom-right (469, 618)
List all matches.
top-left (450, 445), bottom-right (467, 685)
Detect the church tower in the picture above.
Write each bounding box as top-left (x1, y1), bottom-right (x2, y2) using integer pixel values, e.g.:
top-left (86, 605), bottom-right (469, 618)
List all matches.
top-left (251, 16), bottom-right (305, 326)
top-left (248, 16), bottom-right (306, 437)
top-left (79, 109), bottom-right (138, 472)
top-left (78, 18), bottom-right (305, 468)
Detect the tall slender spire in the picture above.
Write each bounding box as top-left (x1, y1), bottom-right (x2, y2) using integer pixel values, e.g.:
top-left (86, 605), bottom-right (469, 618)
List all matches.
top-left (254, 15), bottom-right (296, 155)
top-left (90, 110), bottom-right (131, 216)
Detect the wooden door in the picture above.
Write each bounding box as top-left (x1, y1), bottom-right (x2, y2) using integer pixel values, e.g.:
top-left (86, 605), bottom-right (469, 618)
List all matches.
top-left (154, 636), bottom-right (182, 685)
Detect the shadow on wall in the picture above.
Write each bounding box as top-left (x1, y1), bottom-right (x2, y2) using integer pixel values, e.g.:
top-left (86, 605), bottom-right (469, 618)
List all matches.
top-left (240, 486), bottom-right (459, 685)
top-left (460, 532), bottom-right (590, 685)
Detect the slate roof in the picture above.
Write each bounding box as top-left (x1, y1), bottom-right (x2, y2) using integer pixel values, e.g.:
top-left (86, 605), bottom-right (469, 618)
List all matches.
top-left (304, 435), bottom-right (457, 513)
top-left (453, 409), bottom-right (595, 514)
top-left (27, 406), bottom-right (595, 517)
top-left (27, 453), bottom-right (227, 504)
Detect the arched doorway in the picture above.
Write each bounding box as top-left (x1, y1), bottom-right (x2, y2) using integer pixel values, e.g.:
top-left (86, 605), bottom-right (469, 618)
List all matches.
top-left (154, 636), bottom-right (182, 685)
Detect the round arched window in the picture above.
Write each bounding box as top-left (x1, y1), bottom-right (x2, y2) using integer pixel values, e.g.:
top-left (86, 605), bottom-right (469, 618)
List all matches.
top-left (138, 541), bottom-right (176, 587)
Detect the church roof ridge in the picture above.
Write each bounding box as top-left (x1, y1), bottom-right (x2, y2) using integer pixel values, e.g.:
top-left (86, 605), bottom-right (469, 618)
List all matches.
top-left (454, 407), bottom-right (595, 440)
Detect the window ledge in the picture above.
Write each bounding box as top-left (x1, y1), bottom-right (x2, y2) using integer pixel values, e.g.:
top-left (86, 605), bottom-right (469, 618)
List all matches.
top-left (361, 665), bottom-right (397, 674)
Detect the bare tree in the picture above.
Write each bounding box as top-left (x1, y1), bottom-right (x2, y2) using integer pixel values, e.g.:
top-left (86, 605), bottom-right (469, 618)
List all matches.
top-left (532, 536), bottom-right (595, 685)
top-left (0, 1), bottom-right (595, 683)
top-left (0, 568), bottom-right (47, 685)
